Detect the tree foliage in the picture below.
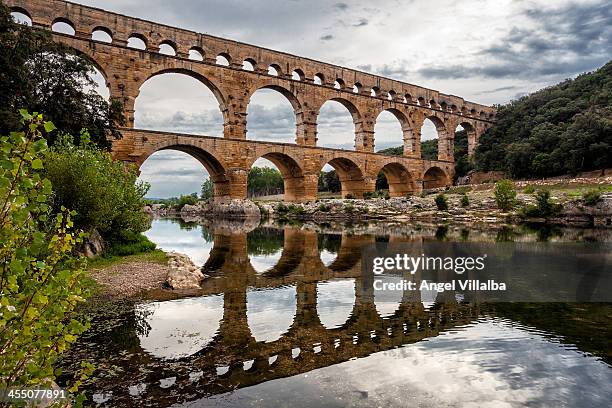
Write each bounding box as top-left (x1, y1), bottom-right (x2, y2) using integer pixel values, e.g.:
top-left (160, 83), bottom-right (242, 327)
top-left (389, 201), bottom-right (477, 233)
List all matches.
top-left (0, 5), bottom-right (124, 149)
top-left (248, 166), bottom-right (283, 197)
top-left (494, 179), bottom-right (517, 211)
top-left (42, 133), bottom-right (150, 244)
top-left (201, 179), bottom-right (213, 200)
top-left (318, 170), bottom-right (340, 193)
top-left (476, 60), bottom-right (612, 178)
top-left (0, 112), bottom-right (91, 394)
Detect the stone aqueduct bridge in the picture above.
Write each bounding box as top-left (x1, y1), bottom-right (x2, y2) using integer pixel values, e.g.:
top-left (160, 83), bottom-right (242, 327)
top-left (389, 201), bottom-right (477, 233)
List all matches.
top-left (7, 0), bottom-right (497, 201)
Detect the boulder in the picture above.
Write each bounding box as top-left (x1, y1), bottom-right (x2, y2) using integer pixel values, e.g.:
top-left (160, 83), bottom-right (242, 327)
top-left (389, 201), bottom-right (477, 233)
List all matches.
top-left (83, 229), bottom-right (105, 258)
top-left (166, 252), bottom-right (208, 289)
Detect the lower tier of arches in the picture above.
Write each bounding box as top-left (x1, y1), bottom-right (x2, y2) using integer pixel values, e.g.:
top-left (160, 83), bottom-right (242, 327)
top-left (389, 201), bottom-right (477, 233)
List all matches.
top-left (116, 128), bottom-right (454, 202)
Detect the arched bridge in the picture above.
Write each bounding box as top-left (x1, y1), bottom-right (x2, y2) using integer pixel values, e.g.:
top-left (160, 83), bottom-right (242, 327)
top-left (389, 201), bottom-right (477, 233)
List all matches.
top-left (6, 0), bottom-right (497, 201)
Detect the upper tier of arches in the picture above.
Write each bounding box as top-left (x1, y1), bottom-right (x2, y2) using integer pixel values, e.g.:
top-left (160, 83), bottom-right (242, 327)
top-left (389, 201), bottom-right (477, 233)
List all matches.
top-left (7, 0), bottom-right (495, 121)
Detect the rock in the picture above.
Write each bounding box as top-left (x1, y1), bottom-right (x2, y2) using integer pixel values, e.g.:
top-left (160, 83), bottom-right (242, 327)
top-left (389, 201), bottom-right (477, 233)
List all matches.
top-left (179, 199), bottom-right (262, 220)
top-left (83, 229), bottom-right (105, 258)
top-left (166, 252), bottom-right (208, 290)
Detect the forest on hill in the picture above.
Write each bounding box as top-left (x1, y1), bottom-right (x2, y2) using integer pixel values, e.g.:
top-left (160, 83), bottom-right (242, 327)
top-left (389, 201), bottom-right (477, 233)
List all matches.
top-left (476, 60), bottom-right (612, 178)
top-left (380, 60), bottom-right (612, 180)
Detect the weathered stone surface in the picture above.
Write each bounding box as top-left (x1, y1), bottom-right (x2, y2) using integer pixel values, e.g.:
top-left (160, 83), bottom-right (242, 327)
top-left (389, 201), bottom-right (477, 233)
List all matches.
top-left (166, 252), bottom-right (208, 290)
top-left (5, 0), bottom-right (497, 202)
top-left (181, 199), bottom-right (261, 219)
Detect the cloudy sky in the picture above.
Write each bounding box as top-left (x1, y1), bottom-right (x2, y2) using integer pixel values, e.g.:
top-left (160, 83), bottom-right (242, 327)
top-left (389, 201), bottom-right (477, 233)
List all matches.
top-left (72, 0), bottom-right (611, 197)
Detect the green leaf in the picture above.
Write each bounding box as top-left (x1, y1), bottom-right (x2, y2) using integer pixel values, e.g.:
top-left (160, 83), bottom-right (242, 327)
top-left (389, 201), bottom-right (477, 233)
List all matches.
top-left (32, 159), bottom-right (43, 169)
top-left (44, 121), bottom-right (56, 132)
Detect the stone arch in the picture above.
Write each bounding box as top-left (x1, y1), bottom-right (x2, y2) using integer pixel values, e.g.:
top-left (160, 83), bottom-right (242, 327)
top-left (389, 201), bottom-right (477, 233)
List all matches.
top-left (188, 47), bottom-right (204, 61)
top-left (374, 108), bottom-right (410, 154)
top-left (316, 97), bottom-right (362, 150)
top-left (247, 151), bottom-right (306, 202)
top-left (457, 121), bottom-right (478, 157)
top-left (9, 6), bottom-right (31, 21)
top-left (423, 166), bottom-right (450, 189)
top-left (142, 68), bottom-right (228, 123)
top-left (138, 143), bottom-right (231, 199)
top-left (242, 58), bottom-right (257, 71)
top-left (320, 157), bottom-right (367, 199)
top-left (418, 115), bottom-right (450, 161)
top-left (51, 17), bottom-right (75, 35)
top-left (91, 26), bottom-right (112, 43)
top-left (377, 162), bottom-right (417, 197)
top-left (246, 84), bottom-right (303, 144)
top-left (127, 33), bottom-right (147, 50)
top-left (291, 69), bottom-right (305, 81)
top-left (248, 84), bottom-right (302, 114)
top-left (158, 40), bottom-right (177, 56)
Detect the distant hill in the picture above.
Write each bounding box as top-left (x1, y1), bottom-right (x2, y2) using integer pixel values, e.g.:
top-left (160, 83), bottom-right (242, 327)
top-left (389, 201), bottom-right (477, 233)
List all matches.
top-left (475, 60), bottom-right (612, 178)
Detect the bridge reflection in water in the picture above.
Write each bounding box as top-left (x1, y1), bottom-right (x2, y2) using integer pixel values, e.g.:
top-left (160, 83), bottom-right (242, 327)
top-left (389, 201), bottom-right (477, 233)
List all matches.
top-left (70, 219), bottom-right (612, 407)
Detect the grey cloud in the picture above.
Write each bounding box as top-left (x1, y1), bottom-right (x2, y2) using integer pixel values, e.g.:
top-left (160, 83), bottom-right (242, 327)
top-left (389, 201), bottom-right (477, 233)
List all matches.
top-left (320, 34), bottom-right (334, 41)
top-left (353, 18), bottom-right (368, 27)
top-left (334, 2), bottom-right (349, 11)
top-left (418, 0), bottom-right (611, 80)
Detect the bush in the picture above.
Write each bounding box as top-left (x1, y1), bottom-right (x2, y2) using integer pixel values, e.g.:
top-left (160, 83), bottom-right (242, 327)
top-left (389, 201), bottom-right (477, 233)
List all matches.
top-left (43, 132), bottom-right (150, 243)
top-left (176, 193), bottom-right (198, 210)
top-left (105, 232), bottom-right (157, 257)
top-left (583, 189), bottom-right (602, 206)
top-left (461, 194), bottom-right (470, 207)
top-left (0, 113), bottom-right (92, 394)
top-left (435, 193), bottom-right (448, 211)
top-left (523, 185), bottom-right (536, 194)
top-left (345, 193), bottom-right (355, 199)
top-left (520, 190), bottom-right (562, 218)
top-left (318, 203), bottom-right (331, 212)
top-left (494, 179), bottom-right (517, 211)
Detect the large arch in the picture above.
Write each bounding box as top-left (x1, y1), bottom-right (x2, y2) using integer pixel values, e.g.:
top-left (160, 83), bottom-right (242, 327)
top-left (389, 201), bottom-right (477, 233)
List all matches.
top-left (375, 109), bottom-right (410, 153)
top-left (316, 98), bottom-right (361, 150)
top-left (377, 162), bottom-right (418, 197)
top-left (138, 143), bottom-right (231, 200)
top-left (420, 116), bottom-right (448, 160)
top-left (246, 85), bottom-right (300, 144)
top-left (319, 157), bottom-right (367, 199)
top-left (134, 69), bottom-right (227, 137)
top-left (247, 151), bottom-right (306, 202)
top-left (423, 166), bottom-right (451, 189)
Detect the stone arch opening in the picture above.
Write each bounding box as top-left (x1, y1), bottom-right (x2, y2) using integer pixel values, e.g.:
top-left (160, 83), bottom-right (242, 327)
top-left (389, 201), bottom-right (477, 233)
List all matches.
top-left (267, 64), bottom-right (281, 76)
top-left (247, 227), bottom-right (285, 273)
top-left (138, 145), bottom-right (230, 201)
top-left (127, 33), bottom-right (147, 50)
top-left (455, 122), bottom-right (476, 176)
top-left (374, 109), bottom-right (408, 154)
top-left (423, 166), bottom-right (450, 189)
top-left (247, 85), bottom-right (300, 144)
top-left (158, 41), bottom-right (176, 56)
top-left (51, 18), bottom-right (75, 35)
top-left (319, 157), bottom-right (366, 199)
top-left (91, 26), bottom-right (112, 43)
top-left (135, 71), bottom-right (225, 136)
top-left (317, 278), bottom-right (356, 329)
top-left (314, 73), bottom-right (324, 85)
top-left (247, 285), bottom-right (296, 343)
top-left (420, 116), bottom-right (447, 160)
top-left (215, 53), bottom-right (230, 66)
top-left (353, 83), bottom-right (362, 94)
top-left (188, 47), bottom-right (204, 61)
top-left (249, 152), bottom-right (305, 202)
top-left (242, 58), bottom-right (256, 71)
top-left (291, 69), bottom-right (304, 81)
top-left (378, 162), bottom-right (417, 197)
top-left (317, 98), bottom-right (360, 150)
top-left (10, 7), bottom-right (32, 25)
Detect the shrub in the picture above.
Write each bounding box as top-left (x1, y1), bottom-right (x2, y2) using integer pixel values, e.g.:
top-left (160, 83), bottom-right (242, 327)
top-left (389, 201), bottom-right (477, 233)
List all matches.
top-left (344, 193), bottom-right (354, 199)
top-left (276, 203), bottom-right (289, 213)
top-left (461, 194), bottom-right (470, 207)
top-left (318, 203), bottom-right (331, 212)
top-left (494, 179), bottom-right (517, 211)
top-left (435, 193), bottom-right (448, 211)
top-left (0, 112), bottom-right (92, 394)
top-left (345, 203), bottom-right (355, 213)
top-left (583, 189), bottom-right (602, 206)
top-left (43, 132), bottom-right (150, 243)
top-left (105, 232), bottom-right (157, 257)
top-left (520, 190), bottom-right (562, 218)
top-left (523, 185), bottom-right (536, 194)
top-left (176, 193), bottom-right (198, 210)
top-left (363, 191), bottom-right (374, 199)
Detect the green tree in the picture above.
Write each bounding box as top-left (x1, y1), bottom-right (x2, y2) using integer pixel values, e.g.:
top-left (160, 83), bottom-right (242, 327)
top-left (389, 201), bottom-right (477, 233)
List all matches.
top-left (475, 60), bottom-right (612, 178)
top-left (0, 112), bottom-right (91, 395)
top-left (247, 166), bottom-right (284, 197)
top-left (201, 179), bottom-right (214, 200)
top-left (494, 179), bottom-right (517, 211)
top-left (0, 5), bottom-right (124, 148)
top-left (318, 170), bottom-right (341, 193)
top-left (42, 133), bottom-right (150, 245)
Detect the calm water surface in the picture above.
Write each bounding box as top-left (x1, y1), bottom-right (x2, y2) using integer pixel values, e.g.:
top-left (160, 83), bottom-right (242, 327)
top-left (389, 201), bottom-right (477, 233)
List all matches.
top-left (58, 218), bottom-right (612, 407)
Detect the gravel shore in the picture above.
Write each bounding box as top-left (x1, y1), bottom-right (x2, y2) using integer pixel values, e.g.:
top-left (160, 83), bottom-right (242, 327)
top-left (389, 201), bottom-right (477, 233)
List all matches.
top-left (90, 260), bottom-right (169, 298)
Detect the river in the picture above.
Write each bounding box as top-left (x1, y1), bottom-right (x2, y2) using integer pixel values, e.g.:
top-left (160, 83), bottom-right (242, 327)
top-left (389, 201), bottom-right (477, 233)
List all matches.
top-left (58, 217), bottom-right (612, 407)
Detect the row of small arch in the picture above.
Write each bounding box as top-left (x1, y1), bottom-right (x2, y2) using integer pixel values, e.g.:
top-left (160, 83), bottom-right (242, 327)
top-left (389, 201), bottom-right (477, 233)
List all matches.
top-left (9, 7), bottom-right (494, 120)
